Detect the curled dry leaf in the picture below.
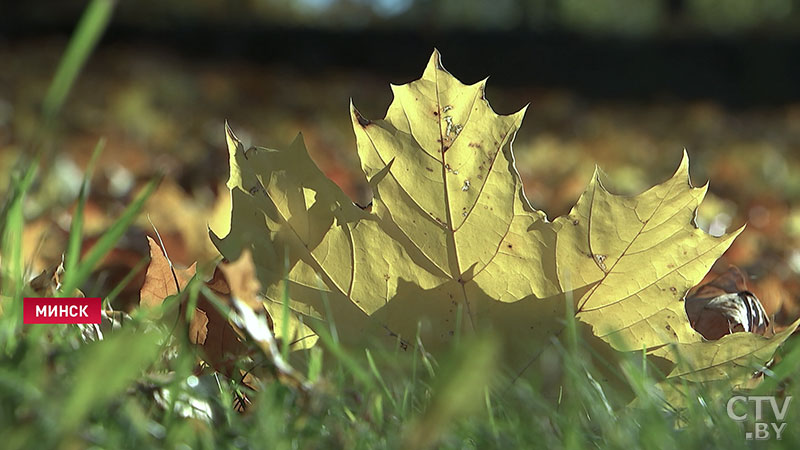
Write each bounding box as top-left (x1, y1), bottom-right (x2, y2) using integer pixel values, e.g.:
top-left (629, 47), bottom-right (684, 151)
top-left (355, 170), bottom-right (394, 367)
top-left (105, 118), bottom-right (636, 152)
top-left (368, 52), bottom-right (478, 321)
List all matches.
top-left (28, 259), bottom-right (84, 298)
top-left (29, 261), bottom-right (66, 296)
top-left (685, 266), bottom-right (770, 340)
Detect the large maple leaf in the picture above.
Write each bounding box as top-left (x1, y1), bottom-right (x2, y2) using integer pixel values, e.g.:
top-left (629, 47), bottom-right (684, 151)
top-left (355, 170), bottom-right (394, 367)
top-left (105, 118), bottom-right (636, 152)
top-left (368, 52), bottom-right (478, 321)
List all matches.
top-left (211, 51), bottom-right (798, 381)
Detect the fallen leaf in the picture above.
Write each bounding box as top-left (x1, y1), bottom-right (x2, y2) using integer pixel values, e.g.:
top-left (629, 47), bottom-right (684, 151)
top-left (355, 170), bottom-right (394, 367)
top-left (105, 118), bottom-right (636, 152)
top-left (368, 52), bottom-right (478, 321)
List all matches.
top-left (218, 250), bottom-right (262, 311)
top-left (211, 50), bottom-right (799, 386)
top-left (143, 179), bottom-right (227, 264)
top-left (651, 316), bottom-right (800, 394)
top-left (28, 261), bottom-right (64, 296)
top-left (139, 236), bottom-right (196, 309)
top-left (188, 308), bottom-right (209, 345)
top-left (195, 263), bottom-right (250, 375)
top-left (685, 266), bottom-right (770, 340)
top-left (138, 236), bottom-right (249, 376)
top-left (28, 259), bottom-right (85, 298)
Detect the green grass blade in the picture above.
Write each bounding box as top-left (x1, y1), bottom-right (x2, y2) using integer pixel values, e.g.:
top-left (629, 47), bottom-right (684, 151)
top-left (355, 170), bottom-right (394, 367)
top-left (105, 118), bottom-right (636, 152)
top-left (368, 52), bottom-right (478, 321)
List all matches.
top-left (57, 327), bottom-right (164, 434)
top-left (1, 159), bottom-right (39, 300)
top-left (366, 348), bottom-right (398, 410)
top-left (307, 346), bottom-right (323, 383)
top-left (104, 256), bottom-right (148, 309)
top-left (0, 160), bottom-right (39, 348)
top-left (42, 0), bottom-right (116, 119)
top-left (484, 386), bottom-right (498, 440)
top-left (306, 315), bottom-right (374, 389)
top-left (404, 336), bottom-right (498, 449)
top-left (59, 178), bottom-right (158, 296)
top-left (65, 138), bottom-right (105, 275)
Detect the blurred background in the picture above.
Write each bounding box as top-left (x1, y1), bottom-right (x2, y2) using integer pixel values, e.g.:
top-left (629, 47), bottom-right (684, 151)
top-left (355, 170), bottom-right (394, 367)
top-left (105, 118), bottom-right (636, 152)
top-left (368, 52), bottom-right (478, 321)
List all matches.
top-left (2, 0), bottom-right (800, 322)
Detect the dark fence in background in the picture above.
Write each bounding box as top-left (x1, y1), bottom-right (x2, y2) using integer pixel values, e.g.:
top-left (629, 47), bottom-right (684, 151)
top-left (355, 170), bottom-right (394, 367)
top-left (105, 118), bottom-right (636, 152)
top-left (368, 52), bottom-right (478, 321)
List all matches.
top-left (2, 11), bottom-right (799, 107)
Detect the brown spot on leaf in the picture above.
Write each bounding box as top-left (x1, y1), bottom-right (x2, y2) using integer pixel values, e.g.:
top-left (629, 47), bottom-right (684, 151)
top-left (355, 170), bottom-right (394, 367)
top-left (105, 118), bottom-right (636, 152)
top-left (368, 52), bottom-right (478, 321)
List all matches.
top-left (353, 109), bottom-right (371, 127)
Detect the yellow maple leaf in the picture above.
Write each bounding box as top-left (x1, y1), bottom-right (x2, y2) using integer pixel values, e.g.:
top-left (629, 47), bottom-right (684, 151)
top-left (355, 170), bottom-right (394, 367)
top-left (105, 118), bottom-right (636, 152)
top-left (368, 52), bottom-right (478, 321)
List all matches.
top-left (211, 50), bottom-right (798, 383)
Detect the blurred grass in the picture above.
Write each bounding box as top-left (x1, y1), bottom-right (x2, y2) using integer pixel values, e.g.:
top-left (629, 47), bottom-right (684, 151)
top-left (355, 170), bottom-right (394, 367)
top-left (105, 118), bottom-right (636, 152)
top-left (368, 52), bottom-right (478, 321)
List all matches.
top-left (2, 167), bottom-right (800, 448)
top-left (41, 0), bottom-right (115, 121)
top-left (64, 138), bottom-right (104, 276)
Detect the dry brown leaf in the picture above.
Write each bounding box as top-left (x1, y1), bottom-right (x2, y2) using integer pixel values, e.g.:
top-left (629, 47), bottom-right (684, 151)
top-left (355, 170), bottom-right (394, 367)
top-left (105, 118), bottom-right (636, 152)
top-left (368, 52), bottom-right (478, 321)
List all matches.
top-left (218, 250), bottom-right (262, 311)
top-left (139, 236), bottom-right (196, 309)
top-left (194, 288), bottom-right (249, 376)
top-left (195, 252), bottom-right (263, 375)
top-left (29, 262), bottom-right (64, 296)
top-left (138, 236), bottom-right (249, 375)
top-left (193, 250), bottom-right (297, 378)
top-left (188, 308), bottom-right (210, 345)
top-left (193, 252), bottom-right (266, 376)
top-left (142, 179), bottom-right (225, 263)
top-left (28, 260), bottom-right (85, 298)
top-left (205, 263), bottom-right (230, 294)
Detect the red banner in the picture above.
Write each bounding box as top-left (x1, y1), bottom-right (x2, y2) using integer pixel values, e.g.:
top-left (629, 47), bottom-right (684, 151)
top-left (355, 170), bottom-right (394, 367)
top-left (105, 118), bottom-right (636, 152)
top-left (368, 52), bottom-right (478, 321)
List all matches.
top-left (23, 298), bottom-right (102, 324)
